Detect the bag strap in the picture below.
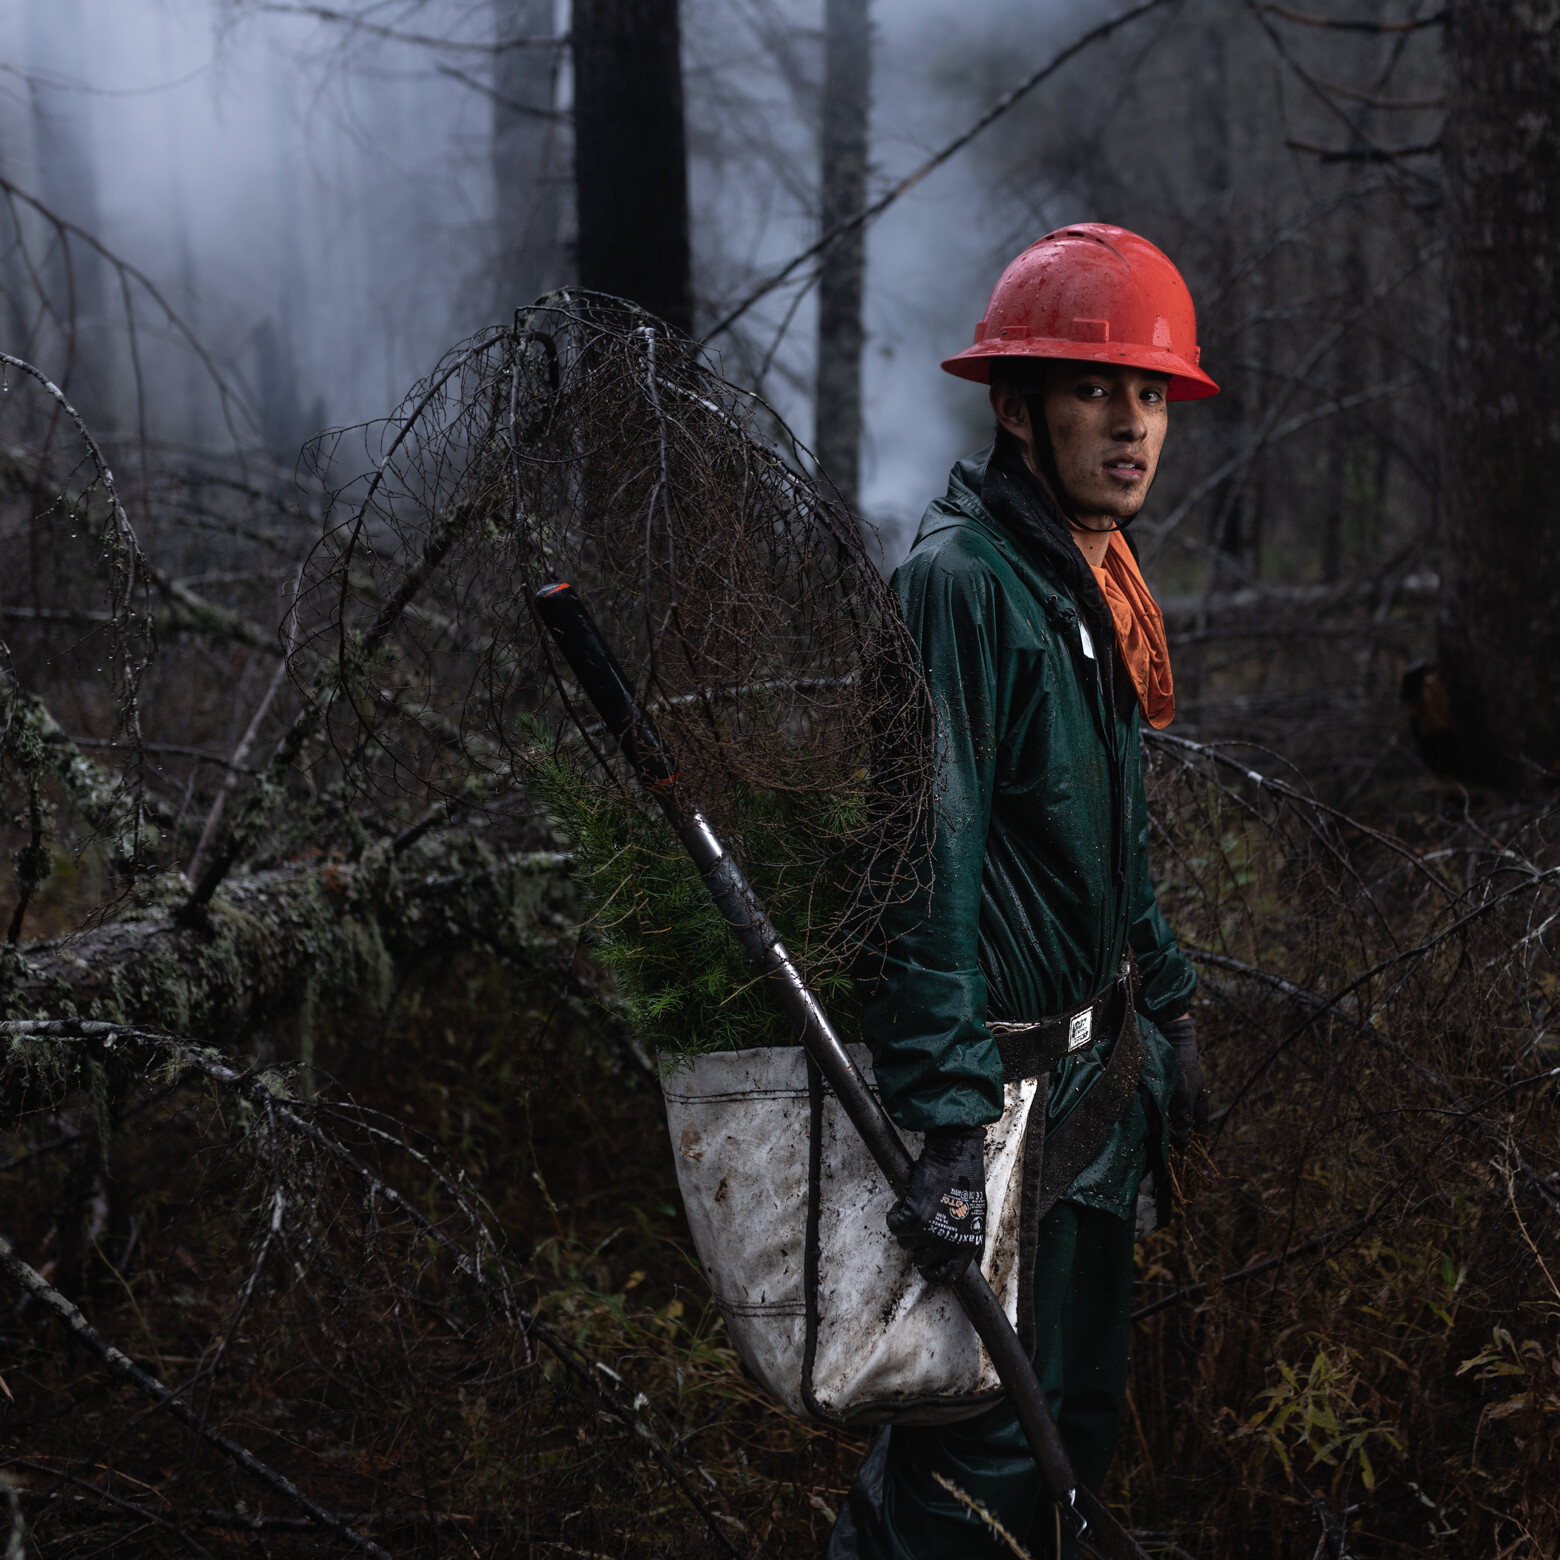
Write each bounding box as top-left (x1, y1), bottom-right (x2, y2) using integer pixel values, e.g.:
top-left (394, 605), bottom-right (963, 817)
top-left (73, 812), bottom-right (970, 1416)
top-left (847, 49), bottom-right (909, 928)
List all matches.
top-left (801, 1053), bottom-right (847, 1425)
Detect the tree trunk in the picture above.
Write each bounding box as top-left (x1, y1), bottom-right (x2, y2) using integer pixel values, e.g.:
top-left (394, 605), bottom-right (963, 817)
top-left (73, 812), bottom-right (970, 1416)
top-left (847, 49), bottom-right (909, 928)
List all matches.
top-left (572, 0), bottom-right (692, 336)
top-left (813, 0), bottom-right (871, 512)
top-left (25, 0), bottom-right (109, 418)
top-left (493, 0), bottom-right (568, 311)
top-left (0, 834), bottom-right (574, 1036)
top-left (1437, 0), bottom-right (1560, 781)
top-left (1190, 14), bottom-right (1250, 590)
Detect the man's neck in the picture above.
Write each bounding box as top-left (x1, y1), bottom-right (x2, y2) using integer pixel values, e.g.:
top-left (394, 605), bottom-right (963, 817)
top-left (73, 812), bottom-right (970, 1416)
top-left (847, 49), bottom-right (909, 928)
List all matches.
top-left (1066, 519), bottom-right (1114, 569)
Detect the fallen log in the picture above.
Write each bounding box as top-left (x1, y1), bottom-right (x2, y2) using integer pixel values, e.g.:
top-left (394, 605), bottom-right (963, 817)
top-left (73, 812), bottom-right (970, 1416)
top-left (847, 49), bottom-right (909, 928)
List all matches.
top-left (0, 831), bottom-right (575, 1038)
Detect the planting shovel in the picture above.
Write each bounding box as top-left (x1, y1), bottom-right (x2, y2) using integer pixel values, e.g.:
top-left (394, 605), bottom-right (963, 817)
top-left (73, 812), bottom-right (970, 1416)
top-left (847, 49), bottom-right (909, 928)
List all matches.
top-left (534, 580), bottom-right (1154, 1560)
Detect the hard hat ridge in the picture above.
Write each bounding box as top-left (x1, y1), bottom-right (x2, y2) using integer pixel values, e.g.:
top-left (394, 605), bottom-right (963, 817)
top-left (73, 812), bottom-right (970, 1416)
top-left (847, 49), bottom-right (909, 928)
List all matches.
top-left (943, 222), bottom-right (1218, 401)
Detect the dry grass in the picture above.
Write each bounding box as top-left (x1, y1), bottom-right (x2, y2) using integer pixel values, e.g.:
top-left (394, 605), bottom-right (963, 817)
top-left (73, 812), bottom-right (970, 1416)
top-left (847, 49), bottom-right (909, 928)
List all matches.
top-left (1112, 737), bottom-right (1560, 1558)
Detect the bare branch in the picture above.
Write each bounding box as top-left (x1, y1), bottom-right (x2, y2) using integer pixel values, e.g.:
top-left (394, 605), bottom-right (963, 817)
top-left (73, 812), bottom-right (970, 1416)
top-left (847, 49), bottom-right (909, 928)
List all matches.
top-left (1291, 79), bottom-right (1443, 109)
top-left (1253, 8), bottom-right (1441, 176)
top-left (2, 1459), bottom-right (213, 1558)
top-left (0, 178), bottom-right (260, 454)
top-left (1254, 3), bottom-right (1446, 30)
top-left (0, 1019), bottom-right (747, 1557)
top-left (435, 62), bottom-right (570, 121)
top-left (702, 0), bottom-right (1175, 341)
top-left (186, 651), bottom-right (292, 881)
top-left (1190, 949), bottom-right (1560, 1219)
top-left (1287, 136), bottom-right (1441, 161)
top-left (244, 3), bottom-right (564, 51)
top-left (0, 1232), bottom-right (392, 1558)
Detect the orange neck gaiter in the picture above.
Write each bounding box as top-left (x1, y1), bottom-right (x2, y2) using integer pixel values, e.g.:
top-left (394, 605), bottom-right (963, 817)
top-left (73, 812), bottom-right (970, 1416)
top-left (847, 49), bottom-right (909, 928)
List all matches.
top-left (1089, 531), bottom-right (1174, 730)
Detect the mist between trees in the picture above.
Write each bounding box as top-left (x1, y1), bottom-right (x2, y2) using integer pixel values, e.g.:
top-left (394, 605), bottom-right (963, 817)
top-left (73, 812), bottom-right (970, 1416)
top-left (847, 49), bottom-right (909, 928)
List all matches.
top-left (1, 1), bottom-right (1558, 1556)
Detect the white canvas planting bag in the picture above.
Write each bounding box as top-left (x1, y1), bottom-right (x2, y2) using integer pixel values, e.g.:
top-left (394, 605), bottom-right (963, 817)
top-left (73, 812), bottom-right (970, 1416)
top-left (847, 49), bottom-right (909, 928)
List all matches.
top-left (660, 1043), bottom-right (1043, 1426)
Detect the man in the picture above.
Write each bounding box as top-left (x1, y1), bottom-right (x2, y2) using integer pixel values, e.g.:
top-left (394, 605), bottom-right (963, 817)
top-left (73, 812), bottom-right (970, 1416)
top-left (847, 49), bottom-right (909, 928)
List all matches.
top-left (828, 225), bottom-right (1214, 1558)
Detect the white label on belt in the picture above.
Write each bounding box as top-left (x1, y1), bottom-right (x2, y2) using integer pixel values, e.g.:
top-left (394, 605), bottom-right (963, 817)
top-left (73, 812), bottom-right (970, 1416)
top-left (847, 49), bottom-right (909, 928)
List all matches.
top-left (1067, 1010), bottom-right (1092, 1052)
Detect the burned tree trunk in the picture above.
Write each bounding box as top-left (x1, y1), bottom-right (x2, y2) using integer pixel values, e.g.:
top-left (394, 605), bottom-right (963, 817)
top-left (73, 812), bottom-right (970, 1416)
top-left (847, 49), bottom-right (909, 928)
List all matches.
top-left (572, 0), bottom-right (692, 335)
top-left (492, 0), bottom-right (568, 310)
top-left (1436, 0), bottom-right (1560, 781)
top-left (814, 0), bottom-right (872, 512)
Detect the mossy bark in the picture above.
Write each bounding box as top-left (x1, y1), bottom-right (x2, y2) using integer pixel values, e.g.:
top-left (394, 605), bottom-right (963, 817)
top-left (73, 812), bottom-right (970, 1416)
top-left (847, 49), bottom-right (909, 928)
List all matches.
top-left (0, 833), bottom-right (573, 1036)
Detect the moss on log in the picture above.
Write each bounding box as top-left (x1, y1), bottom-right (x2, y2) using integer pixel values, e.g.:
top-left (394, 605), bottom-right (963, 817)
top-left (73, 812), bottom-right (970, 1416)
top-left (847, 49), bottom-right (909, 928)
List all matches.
top-left (0, 833), bottom-right (575, 1036)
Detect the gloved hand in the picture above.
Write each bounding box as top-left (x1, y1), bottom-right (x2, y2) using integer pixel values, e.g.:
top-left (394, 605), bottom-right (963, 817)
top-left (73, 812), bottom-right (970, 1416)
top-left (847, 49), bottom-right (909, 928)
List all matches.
top-left (1160, 1013), bottom-right (1209, 1152)
top-left (886, 1126), bottom-right (987, 1284)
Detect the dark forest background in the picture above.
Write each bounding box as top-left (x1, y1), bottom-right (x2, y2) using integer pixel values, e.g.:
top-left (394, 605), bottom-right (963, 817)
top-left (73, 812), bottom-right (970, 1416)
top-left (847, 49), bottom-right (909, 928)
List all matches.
top-left (2, 1), bottom-right (1559, 1556)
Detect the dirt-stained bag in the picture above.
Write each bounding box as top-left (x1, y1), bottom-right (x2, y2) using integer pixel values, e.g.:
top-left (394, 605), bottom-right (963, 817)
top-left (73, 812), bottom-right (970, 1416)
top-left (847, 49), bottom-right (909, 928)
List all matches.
top-left (660, 1044), bottom-right (1041, 1425)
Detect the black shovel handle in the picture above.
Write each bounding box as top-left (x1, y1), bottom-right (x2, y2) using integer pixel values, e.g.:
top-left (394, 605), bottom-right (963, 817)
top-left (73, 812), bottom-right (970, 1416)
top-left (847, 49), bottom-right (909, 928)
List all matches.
top-left (533, 582), bottom-right (1152, 1560)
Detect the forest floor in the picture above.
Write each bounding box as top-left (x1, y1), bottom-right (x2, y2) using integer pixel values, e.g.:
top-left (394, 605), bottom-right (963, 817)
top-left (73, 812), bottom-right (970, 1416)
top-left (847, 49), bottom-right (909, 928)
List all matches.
top-left (5, 590), bottom-right (1560, 1559)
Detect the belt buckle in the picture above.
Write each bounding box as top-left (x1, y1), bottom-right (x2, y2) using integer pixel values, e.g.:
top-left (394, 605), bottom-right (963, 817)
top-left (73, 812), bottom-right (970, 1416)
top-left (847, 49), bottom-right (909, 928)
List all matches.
top-left (1067, 1009), bottom-right (1092, 1053)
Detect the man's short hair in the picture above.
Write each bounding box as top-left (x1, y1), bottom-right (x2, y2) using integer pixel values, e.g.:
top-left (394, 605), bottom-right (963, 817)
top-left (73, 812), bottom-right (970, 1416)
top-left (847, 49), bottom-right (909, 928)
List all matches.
top-left (987, 358), bottom-right (1050, 398)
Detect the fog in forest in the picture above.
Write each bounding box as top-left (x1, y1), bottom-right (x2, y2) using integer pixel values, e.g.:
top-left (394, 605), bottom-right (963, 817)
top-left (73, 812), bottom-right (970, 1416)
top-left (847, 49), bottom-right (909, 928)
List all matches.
top-left (3, 0), bottom-right (1449, 599)
top-left (0, 0), bottom-right (1122, 556)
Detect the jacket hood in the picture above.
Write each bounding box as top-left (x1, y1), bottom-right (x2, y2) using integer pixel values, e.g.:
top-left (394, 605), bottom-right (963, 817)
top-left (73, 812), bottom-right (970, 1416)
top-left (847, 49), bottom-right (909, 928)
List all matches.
top-left (914, 448), bottom-right (998, 548)
top-left (914, 444), bottom-right (1112, 645)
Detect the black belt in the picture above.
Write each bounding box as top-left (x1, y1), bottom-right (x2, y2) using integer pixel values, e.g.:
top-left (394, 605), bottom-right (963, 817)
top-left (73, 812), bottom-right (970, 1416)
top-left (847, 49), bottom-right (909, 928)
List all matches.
top-left (990, 967), bottom-right (1132, 1082)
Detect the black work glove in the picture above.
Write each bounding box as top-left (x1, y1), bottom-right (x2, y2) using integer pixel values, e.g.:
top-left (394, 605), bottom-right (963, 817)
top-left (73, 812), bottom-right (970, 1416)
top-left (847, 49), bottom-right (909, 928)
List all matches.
top-left (1161, 1013), bottom-right (1209, 1153)
top-left (886, 1126), bottom-right (987, 1285)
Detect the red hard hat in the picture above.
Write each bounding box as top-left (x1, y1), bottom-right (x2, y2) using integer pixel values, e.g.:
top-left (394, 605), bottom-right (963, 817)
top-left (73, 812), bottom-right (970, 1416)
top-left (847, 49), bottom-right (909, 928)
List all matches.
top-left (941, 223), bottom-right (1218, 401)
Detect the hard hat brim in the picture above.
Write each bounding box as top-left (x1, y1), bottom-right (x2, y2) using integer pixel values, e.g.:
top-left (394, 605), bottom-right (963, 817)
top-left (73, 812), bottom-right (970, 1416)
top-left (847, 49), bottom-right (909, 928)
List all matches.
top-left (940, 338), bottom-right (1219, 402)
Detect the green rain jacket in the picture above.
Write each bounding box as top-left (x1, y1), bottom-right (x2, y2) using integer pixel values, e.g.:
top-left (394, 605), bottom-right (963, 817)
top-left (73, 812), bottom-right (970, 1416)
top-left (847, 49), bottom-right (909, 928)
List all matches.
top-left (861, 448), bottom-right (1195, 1219)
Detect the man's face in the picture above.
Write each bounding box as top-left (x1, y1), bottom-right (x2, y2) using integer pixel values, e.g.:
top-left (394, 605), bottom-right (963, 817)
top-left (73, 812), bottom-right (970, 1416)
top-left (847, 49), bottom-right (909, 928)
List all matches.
top-left (990, 362), bottom-right (1170, 526)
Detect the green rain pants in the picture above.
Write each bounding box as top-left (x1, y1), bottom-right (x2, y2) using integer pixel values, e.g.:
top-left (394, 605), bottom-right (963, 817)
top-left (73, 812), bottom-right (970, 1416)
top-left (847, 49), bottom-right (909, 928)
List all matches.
top-left (824, 1201), bottom-right (1136, 1560)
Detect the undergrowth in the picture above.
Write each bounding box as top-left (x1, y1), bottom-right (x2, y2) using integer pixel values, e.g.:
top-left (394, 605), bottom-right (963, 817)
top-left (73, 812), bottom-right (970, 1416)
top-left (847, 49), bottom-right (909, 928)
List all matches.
top-left (530, 742), bottom-right (863, 1057)
top-left (4, 742), bottom-right (1560, 1557)
top-left (0, 943), bottom-right (866, 1558)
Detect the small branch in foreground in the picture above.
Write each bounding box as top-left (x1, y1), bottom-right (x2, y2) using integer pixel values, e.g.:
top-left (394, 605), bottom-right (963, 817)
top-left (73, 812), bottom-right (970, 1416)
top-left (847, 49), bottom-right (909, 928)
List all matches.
top-left (0, 178), bottom-right (258, 454)
top-left (1132, 1213), bottom-right (1378, 1322)
top-left (186, 653), bottom-right (291, 882)
top-left (930, 1473), bottom-right (1033, 1559)
top-left (1146, 728), bottom-right (1446, 892)
top-left (436, 62), bottom-right (571, 121)
top-left (1191, 949), bottom-right (1560, 1219)
top-left (2, 1459), bottom-right (214, 1558)
top-left (0, 1233), bottom-right (391, 1559)
top-left (182, 502), bottom-right (469, 914)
